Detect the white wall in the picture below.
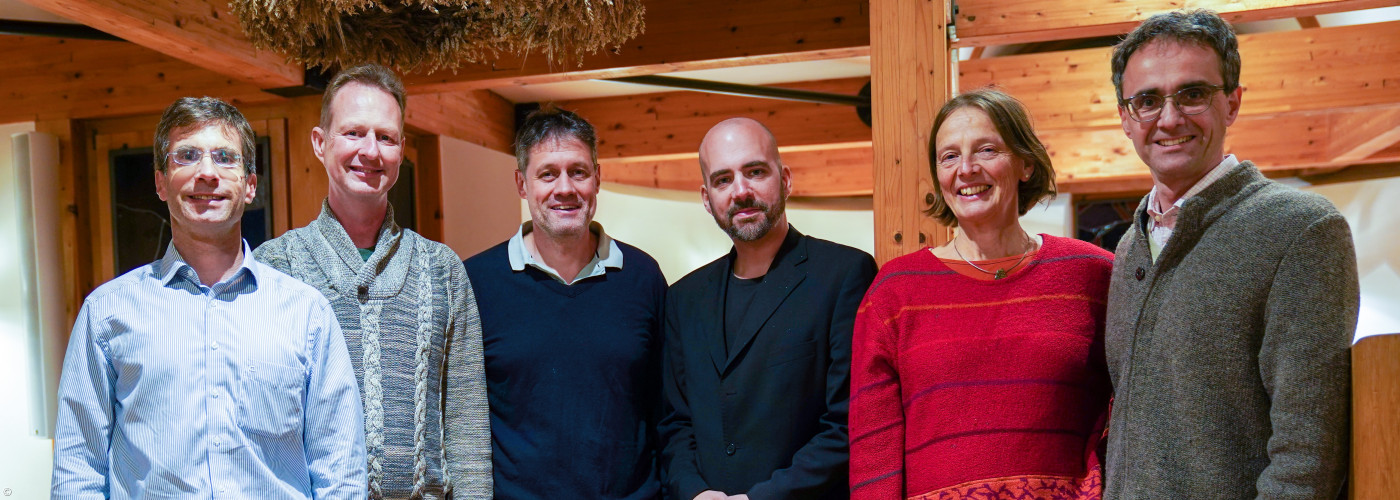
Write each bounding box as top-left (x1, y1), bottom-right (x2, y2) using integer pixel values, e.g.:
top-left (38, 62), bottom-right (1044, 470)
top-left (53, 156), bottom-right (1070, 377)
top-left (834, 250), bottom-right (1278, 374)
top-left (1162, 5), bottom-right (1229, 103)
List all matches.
top-left (1, 122), bottom-right (56, 498)
top-left (438, 136), bottom-right (522, 260)
top-left (590, 184), bottom-right (878, 283)
top-left (1305, 178), bottom-right (1400, 340)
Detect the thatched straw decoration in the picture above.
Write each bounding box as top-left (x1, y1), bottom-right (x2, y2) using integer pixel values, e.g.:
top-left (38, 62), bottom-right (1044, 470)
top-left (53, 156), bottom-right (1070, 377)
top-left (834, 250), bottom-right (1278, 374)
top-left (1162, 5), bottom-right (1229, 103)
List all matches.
top-left (229, 0), bottom-right (645, 73)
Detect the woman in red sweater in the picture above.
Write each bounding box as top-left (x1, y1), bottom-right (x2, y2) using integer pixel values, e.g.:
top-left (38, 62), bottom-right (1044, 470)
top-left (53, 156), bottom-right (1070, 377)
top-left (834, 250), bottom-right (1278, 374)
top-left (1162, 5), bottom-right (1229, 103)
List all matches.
top-left (850, 88), bottom-right (1113, 500)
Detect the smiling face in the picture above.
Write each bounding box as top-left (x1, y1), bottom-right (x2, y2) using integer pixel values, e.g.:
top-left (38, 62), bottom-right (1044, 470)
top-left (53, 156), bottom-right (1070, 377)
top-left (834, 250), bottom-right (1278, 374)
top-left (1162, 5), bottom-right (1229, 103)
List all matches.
top-left (1119, 39), bottom-right (1242, 194)
top-left (517, 135), bottom-right (600, 241)
top-left (155, 123), bottom-right (256, 239)
top-left (313, 82), bottom-right (404, 207)
top-left (933, 107), bottom-right (1032, 230)
top-left (698, 120), bottom-right (791, 242)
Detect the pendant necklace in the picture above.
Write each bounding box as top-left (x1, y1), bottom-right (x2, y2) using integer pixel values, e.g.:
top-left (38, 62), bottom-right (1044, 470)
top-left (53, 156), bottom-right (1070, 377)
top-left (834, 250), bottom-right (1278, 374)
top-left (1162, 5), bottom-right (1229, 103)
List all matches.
top-left (953, 233), bottom-right (1032, 280)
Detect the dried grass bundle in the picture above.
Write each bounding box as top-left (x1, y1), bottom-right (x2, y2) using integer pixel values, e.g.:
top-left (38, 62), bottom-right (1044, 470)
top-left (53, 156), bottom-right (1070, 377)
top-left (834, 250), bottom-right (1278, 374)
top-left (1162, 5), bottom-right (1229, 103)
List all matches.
top-left (229, 0), bottom-right (645, 73)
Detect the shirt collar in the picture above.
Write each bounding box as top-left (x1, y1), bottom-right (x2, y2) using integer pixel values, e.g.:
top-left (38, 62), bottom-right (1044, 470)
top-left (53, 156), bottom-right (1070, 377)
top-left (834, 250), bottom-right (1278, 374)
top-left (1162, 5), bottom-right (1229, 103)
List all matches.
top-left (156, 239), bottom-right (259, 288)
top-left (508, 221), bottom-right (623, 283)
top-left (1147, 154), bottom-right (1240, 216)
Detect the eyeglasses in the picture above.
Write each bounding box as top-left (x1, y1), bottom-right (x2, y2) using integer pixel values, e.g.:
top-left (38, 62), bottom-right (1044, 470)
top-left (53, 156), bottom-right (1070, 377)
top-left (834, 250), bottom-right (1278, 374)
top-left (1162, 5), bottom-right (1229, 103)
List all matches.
top-left (167, 147), bottom-right (243, 169)
top-left (1120, 84), bottom-right (1225, 123)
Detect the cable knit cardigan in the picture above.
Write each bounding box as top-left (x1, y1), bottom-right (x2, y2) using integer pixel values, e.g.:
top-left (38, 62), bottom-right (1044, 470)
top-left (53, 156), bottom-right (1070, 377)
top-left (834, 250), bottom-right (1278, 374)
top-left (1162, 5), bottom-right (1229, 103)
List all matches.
top-left (255, 202), bottom-right (491, 500)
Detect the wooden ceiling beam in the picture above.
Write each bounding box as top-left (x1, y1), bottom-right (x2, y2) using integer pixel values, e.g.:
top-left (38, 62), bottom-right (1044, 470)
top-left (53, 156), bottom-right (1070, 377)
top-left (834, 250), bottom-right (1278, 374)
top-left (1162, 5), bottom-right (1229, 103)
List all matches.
top-left (1328, 106), bottom-right (1400, 163)
top-left (953, 0), bottom-right (1394, 47)
top-left (402, 0), bottom-right (869, 94)
top-left (601, 143), bottom-right (873, 197)
top-left (558, 77), bottom-right (871, 160)
top-left (17, 0), bottom-right (303, 89)
top-left (960, 20), bottom-right (1400, 132)
top-left (0, 36), bottom-right (283, 124)
top-left (404, 90), bottom-right (516, 154)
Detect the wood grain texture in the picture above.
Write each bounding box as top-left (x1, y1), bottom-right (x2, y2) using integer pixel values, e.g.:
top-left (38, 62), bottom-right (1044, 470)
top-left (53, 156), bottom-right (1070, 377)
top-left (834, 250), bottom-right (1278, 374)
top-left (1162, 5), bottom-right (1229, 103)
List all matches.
top-left (560, 77), bottom-right (871, 160)
top-left (402, 0), bottom-right (870, 93)
top-left (0, 36), bottom-right (283, 124)
top-left (869, 0), bottom-right (951, 264)
top-left (18, 0), bottom-right (302, 88)
top-left (1353, 334), bottom-right (1400, 499)
top-left (405, 90), bottom-right (515, 154)
top-left (600, 143), bottom-right (873, 196)
top-left (959, 20), bottom-right (1400, 132)
top-left (954, 0), bottom-right (1397, 47)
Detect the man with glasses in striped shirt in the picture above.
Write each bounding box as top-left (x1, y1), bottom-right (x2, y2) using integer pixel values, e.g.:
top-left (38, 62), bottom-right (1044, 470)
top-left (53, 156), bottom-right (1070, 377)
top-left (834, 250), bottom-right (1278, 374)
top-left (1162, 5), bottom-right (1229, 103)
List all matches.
top-left (51, 97), bottom-right (366, 499)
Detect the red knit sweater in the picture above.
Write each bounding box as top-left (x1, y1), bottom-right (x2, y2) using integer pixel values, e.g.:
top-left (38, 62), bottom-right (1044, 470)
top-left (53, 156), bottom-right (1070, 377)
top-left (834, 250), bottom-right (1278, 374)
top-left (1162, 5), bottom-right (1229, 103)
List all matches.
top-left (850, 235), bottom-right (1114, 500)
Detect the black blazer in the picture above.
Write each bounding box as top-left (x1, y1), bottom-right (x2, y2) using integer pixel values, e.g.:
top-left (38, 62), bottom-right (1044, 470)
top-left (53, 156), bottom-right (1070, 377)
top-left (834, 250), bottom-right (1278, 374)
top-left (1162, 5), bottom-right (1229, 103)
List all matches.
top-left (659, 227), bottom-right (877, 500)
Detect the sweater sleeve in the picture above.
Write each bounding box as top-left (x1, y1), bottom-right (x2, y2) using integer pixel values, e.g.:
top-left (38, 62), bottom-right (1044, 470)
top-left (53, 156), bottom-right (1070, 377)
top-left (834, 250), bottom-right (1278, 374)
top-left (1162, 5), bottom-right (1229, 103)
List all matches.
top-left (849, 273), bottom-right (905, 500)
top-left (444, 257), bottom-right (493, 499)
top-left (1255, 212), bottom-right (1357, 499)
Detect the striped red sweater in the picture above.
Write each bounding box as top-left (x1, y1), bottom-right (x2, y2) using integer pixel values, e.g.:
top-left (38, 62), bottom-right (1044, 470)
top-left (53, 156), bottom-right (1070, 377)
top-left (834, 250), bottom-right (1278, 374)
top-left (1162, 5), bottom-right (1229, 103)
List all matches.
top-left (850, 235), bottom-right (1113, 500)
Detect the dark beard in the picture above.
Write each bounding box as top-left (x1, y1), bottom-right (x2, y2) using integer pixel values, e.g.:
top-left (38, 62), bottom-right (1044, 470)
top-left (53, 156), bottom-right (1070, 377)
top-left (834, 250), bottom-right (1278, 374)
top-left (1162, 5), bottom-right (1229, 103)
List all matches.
top-left (719, 196), bottom-right (784, 242)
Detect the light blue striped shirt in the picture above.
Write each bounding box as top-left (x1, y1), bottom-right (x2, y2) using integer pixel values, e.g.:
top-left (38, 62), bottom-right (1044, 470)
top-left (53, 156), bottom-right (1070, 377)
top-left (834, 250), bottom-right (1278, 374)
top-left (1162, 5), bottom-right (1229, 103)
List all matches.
top-left (52, 241), bottom-right (367, 499)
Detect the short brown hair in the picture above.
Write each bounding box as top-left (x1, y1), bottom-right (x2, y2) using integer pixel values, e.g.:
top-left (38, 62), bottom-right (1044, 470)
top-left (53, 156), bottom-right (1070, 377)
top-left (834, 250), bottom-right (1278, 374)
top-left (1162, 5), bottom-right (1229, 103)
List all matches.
top-left (153, 97), bottom-right (255, 175)
top-left (925, 88), bottom-right (1056, 227)
top-left (514, 105), bottom-right (598, 173)
top-left (1111, 9), bottom-right (1240, 101)
top-left (320, 63), bottom-right (407, 129)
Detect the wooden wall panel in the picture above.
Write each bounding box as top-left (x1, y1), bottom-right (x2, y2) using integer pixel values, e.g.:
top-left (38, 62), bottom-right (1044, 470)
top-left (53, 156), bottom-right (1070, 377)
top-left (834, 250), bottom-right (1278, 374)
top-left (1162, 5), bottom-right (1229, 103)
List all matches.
top-left (954, 0), bottom-right (1395, 47)
top-left (1353, 334), bottom-right (1400, 499)
top-left (959, 20), bottom-right (1400, 132)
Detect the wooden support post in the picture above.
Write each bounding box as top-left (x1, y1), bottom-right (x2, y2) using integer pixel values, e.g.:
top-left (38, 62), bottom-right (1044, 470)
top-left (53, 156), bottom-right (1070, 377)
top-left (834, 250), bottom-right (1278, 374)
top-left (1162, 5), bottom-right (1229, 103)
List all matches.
top-left (414, 135), bottom-right (445, 243)
top-left (870, 0), bottom-right (952, 264)
top-left (34, 118), bottom-right (90, 330)
top-left (1353, 334), bottom-right (1400, 498)
top-left (284, 96), bottom-right (327, 227)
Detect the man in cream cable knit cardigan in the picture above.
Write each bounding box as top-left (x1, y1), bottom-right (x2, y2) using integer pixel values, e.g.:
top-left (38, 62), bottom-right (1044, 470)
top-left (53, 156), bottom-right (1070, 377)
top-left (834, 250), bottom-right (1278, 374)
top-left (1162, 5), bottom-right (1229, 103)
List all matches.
top-left (256, 63), bottom-right (491, 499)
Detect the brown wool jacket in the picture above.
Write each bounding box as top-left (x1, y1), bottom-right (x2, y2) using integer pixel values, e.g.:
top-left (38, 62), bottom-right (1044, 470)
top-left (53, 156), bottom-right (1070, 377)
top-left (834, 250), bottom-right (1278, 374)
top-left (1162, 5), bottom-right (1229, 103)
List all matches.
top-left (1104, 161), bottom-right (1359, 499)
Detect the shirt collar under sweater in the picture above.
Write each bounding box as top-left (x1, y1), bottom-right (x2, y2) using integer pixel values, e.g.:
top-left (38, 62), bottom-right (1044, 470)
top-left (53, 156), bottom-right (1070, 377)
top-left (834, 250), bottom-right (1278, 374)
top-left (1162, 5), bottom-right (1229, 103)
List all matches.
top-left (508, 220), bottom-right (623, 284)
top-left (308, 199), bottom-right (414, 299)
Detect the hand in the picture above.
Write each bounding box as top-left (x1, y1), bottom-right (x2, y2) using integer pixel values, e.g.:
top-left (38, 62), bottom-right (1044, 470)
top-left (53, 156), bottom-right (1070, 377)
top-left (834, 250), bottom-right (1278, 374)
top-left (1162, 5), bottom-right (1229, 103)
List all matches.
top-left (693, 491), bottom-right (727, 500)
top-left (726, 495), bottom-right (750, 500)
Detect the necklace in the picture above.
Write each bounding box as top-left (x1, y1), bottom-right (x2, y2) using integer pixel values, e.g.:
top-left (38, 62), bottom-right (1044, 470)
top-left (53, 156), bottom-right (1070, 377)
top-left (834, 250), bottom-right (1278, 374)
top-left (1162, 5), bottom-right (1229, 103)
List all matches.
top-left (952, 233), bottom-right (1034, 280)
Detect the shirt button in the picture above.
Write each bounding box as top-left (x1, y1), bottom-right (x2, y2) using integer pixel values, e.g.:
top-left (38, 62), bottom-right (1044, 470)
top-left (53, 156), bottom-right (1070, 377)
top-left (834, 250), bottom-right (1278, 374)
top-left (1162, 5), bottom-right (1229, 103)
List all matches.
top-left (211, 342), bottom-right (219, 350)
top-left (212, 391), bottom-right (219, 399)
top-left (1135, 267), bottom-right (1146, 281)
top-left (725, 443), bottom-right (736, 456)
top-left (213, 438), bottom-right (221, 446)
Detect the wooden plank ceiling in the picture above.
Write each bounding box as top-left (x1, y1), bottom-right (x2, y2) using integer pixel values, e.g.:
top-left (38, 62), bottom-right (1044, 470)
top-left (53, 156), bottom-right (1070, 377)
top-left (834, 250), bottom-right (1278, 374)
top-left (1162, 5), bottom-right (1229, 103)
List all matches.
top-left (7, 0), bottom-right (1400, 195)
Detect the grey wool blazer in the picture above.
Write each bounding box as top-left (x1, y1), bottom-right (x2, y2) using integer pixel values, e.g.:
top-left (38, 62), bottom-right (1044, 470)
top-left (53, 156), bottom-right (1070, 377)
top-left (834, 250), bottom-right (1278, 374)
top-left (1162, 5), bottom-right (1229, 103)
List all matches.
top-left (1103, 161), bottom-right (1359, 500)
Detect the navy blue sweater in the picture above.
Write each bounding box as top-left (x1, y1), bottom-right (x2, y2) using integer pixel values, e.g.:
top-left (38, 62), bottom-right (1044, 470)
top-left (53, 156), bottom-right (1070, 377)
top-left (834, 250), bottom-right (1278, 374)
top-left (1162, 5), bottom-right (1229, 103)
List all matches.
top-left (463, 240), bottom-right (666, 500)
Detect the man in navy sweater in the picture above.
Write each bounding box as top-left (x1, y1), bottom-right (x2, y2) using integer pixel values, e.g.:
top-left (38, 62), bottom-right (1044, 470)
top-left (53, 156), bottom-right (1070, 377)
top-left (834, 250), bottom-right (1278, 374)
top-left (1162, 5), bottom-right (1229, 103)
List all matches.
top-left (463, 107), bottom-right (667, 500)
top-left (660, 118), bottom-right (877, 500)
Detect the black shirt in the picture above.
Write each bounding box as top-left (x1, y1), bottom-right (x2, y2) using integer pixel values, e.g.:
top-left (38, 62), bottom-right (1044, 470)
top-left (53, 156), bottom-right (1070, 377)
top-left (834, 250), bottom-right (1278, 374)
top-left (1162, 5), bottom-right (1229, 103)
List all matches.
top-left (723, 273), bottom-right (765, 356)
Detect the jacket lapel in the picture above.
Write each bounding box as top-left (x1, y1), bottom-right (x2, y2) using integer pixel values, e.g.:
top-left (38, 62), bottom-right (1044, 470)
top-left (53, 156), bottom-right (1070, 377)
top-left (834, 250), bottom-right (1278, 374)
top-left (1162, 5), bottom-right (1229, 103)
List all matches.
top-left (705, 261), bottom-right (729, 374)
top-left (723, 227), bottom-right (808, 374)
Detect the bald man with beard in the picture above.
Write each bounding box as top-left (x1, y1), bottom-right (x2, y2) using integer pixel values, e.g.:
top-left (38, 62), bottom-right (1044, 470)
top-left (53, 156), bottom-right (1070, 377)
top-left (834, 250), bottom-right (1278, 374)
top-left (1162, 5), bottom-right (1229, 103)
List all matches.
top-left (659, 118), bottom-right (877, 500)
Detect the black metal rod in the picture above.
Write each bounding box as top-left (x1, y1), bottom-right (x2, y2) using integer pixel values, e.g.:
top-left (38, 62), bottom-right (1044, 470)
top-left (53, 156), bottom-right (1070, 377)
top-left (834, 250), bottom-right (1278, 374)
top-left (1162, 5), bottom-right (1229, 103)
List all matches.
top-left (0, 19), bottom-right (123, 42)
top-left (607, 75), bottom-right (870, 107)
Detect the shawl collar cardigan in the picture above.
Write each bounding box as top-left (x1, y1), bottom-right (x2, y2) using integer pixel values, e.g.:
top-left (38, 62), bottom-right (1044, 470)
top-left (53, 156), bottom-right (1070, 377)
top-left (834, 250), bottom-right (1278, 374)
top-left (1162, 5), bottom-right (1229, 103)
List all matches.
top-left (255, 201), bottom-right (492, 499)
top-left (1104, 161), bottom-right (1358, 499)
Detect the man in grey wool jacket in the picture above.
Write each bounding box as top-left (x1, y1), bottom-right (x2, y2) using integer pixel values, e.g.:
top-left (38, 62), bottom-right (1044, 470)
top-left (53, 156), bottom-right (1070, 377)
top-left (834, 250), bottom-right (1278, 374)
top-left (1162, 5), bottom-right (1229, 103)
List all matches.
top-left (254, 63), bottom-right (492, 499)
top-left (1103, 9), bottom-right (1359, 500)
